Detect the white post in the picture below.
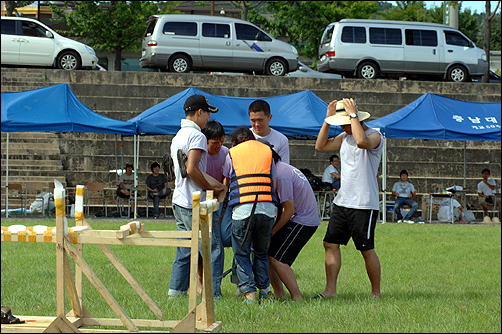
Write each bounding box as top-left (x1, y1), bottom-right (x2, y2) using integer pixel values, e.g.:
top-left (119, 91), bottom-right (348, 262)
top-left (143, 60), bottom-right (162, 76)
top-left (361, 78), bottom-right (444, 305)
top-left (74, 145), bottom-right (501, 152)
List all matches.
top-left (5, 133), bottom-right (9, 218)
top-left (382, 136), bottom-right (387, 223)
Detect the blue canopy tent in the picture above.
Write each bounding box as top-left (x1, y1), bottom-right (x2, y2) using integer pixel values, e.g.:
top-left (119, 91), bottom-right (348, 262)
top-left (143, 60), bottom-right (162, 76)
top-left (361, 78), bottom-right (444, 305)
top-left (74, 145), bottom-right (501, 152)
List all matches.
top-left (366, 92), bottom-right (501, 222)
top-left (129, 87), bottom-right (341, 139)
top-left (1, 83), bottom-right (137, 217)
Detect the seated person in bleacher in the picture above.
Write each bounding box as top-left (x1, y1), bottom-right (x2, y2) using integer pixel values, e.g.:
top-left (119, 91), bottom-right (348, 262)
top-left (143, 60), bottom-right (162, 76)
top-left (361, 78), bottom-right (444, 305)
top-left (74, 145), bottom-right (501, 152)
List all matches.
top-left (477, 168), bottom-right (501, 220)
top-left (321, 154), bottom-right (341, 190)
top-left (391, 170), bottom-right (419, 223)
top-left (146, 162), bottom-right (171, 219)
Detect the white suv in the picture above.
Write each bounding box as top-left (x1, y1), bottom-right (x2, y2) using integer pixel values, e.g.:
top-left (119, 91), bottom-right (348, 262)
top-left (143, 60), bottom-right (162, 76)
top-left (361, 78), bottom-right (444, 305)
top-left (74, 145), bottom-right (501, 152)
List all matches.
top-left (1, 16), bottom-right (98, 70)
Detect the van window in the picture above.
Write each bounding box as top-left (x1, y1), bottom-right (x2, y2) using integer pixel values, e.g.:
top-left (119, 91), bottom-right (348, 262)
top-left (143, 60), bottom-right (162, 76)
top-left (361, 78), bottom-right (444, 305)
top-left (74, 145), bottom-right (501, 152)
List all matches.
top-left (321, 25), bottom-right (335, 45)
top-left (163, 22), bottom-right (197, 36)
top-left (21, 20), bottom-right (48, 38)
top-left (369, 28), bottom-right (401, 45)
top-left (341, 26), bottom-right (366, 43)
top-left (1, 20), bottom-right (16, 35)
top-left (445, 31), bottom-right (470, 47)
top-left (202, 23), bottom-right (230, 38)
top-left (405, 29), bottom-right (437, 46)
top-left (235, 23), bottom-right (271, 41)
top-left (144, 17), bottom-right (157, 37)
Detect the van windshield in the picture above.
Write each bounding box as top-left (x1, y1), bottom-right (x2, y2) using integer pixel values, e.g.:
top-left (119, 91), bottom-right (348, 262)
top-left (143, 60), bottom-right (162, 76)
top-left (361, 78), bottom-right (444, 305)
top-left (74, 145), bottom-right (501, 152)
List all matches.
top-left (144, 17), bottom-right (157, 37)
top-left (321, 25), bottom-right (335, 45)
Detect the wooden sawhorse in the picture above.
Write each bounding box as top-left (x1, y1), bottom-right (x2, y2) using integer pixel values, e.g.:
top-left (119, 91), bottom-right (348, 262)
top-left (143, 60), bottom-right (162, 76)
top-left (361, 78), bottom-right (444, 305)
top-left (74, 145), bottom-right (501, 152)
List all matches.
top-left (1, 185), bottom-right (221, 333)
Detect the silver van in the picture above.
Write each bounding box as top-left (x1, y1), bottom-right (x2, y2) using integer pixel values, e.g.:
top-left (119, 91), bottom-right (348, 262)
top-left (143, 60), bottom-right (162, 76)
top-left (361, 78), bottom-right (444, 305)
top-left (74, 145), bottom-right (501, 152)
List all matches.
top-left (140, 14), bottom-right (298, 76)
top-left (318, 19), bottom-right (488, 82)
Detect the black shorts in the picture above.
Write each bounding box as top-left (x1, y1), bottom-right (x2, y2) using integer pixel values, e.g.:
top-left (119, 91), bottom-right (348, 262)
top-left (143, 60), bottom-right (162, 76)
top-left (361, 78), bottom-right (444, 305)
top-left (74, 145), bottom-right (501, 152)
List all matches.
top-left (268, 221), bottom-right (317, 266)
top-left (324, 204), bottom-right (378, 251)
top-left (485, 196), bottom-right (493, 204)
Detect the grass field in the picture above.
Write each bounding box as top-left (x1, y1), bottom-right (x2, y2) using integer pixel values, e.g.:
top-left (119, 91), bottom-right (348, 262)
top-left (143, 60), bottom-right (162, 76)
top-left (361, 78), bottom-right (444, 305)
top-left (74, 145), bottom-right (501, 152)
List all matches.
top-left (1, 218), bottom-right (500, 333)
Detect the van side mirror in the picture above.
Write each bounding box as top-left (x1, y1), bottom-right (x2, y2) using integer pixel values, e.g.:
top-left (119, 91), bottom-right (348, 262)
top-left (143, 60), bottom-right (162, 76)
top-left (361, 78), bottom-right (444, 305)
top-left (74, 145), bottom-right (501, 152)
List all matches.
top-left (45, 31), bottom-right (53, 38)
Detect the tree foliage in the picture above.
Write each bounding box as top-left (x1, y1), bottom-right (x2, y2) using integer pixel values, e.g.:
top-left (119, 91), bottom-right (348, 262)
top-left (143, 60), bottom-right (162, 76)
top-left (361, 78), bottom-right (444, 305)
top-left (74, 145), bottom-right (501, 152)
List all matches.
top-left (49, 1), bottom-right (180, 71)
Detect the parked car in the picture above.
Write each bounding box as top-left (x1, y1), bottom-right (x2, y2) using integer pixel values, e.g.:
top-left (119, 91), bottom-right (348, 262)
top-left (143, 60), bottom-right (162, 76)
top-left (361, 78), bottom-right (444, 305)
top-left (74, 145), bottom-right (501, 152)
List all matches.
top-left (1, 16), bottom-right (98, 70)
top-left (318, 19), bottom-right (488, 82)
top-left (140, 14), bottom-right (298, 76)
top-left (286, 61), bottom-right (342, 79)
top-left (471, 70), bottom-right (501, 83)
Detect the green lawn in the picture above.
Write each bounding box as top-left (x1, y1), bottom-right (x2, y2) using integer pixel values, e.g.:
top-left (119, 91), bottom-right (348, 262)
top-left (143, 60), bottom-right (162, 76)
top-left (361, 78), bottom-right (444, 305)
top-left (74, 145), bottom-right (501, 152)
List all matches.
top-left (1, 219), bottom-right (500, 333)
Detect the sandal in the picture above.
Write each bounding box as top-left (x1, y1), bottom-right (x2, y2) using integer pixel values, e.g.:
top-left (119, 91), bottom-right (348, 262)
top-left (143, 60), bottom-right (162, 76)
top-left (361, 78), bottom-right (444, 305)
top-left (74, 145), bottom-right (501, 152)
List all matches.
top-left (312, 293), bottom-right (325, 299)
top-left (1, 306), bottom-right (25, 324)
top-left (177, 149), bottom-right (188, 178)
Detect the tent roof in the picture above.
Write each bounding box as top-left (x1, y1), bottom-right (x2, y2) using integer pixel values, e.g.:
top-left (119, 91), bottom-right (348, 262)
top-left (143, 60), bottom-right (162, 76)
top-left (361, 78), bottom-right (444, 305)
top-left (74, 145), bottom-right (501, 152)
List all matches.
top-left (1, 83), bottom-right (137, 135)
top-left (129, 87), bottom-right (341, 139)
top-left (366, 93), bottom-right (501, 142)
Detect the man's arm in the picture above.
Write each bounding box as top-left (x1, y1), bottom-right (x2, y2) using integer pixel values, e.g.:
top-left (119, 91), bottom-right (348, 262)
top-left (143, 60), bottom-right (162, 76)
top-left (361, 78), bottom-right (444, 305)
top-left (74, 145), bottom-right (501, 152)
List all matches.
top-left (187, 149), bottom-right (225, 197)
top-left (272, 199), bottom-right (294, 236)
top-left (316, 100), bottom-right (345, 152)
top-left (343, 98), bottom-right (381, 150)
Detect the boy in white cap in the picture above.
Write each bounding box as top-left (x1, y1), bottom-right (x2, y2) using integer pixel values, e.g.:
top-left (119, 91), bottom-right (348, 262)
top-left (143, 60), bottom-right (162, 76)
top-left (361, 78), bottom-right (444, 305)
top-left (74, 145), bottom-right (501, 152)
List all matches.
top-left (314, 98), bottom-right (383, 300)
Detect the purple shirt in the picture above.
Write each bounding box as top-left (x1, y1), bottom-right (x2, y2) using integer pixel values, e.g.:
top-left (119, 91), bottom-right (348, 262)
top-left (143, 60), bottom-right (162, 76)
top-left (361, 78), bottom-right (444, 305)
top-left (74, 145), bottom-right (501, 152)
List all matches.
top-left (275, 162), bottom-right (320, 227)
top-left (206, 145), bottom-right (229, 183)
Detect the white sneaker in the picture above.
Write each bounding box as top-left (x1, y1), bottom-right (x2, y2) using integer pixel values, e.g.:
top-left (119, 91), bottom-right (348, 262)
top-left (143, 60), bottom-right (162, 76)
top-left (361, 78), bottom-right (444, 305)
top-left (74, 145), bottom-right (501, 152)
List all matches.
top-left (405, 219), bottom-right (415, 224)
top-left (397, 219), bottom-right (403, 223)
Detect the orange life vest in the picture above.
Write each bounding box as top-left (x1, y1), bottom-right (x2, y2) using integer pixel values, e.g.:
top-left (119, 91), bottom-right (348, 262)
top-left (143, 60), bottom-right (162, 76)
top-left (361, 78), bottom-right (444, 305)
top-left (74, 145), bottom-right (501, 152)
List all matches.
top-left (228, 140), bottom-right (277, 206)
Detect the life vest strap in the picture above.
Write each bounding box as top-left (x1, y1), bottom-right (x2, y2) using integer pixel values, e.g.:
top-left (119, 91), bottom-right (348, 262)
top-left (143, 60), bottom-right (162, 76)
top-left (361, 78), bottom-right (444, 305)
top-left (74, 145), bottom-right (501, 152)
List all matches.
top-left (231, 173), bottom-right (272, 182)
top-left (230, 191), bottom-right (276, 201)
top-left (230, 182), bottom-right (274, 192)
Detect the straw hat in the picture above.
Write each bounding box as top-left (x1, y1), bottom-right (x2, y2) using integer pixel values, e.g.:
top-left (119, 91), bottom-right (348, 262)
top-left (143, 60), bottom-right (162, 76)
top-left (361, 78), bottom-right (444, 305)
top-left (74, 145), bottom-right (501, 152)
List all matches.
top-left (491, 217), bottom-right (500, 224)
top-left (325, 101), bottom-right (371, 126)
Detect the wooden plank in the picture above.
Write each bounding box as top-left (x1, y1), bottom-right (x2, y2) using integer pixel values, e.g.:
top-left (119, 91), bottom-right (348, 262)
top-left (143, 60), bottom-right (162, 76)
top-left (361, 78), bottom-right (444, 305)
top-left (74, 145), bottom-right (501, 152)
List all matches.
top-left (63, 252), bottom-right (82, 317)
top-left (188, 193), bottom-right (201, 313)
top-left (63, 238), bottom-right (138, 332)
top-left (77, 236), bottom-right (191, 248)
top-left (44, 314), bottom-right (80, 333)
top-left (170, 308), bottom-right (196, 333)
top-left (81, 220), bottom-right (163, 320)
top-left (55, 209), bottom-right (65, 317)
top-left (96, 244), bottom-right (163, 320)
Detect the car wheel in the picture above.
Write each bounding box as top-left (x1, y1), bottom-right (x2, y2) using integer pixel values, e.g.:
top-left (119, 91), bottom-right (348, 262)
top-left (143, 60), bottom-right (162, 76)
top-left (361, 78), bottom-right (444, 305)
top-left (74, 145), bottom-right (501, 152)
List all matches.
top-left (169, 54), bottom-right (191, 73)
top-left (447, 65), bottom-right (468, 82)
top-left (56, 51), bottom-right (81, 70)
top-left (358, 61), bottom-right (378, 79)
top-left (266, 58), bottom-right (287, 76)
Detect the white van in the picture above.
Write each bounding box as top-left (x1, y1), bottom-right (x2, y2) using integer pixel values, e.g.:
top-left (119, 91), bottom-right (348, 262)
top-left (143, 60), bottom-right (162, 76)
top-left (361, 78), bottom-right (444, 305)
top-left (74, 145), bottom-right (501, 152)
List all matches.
top-left (140, 14), bottom-right (298, 76)
top-left (318, 19), bottom-right (488, 82)
top-left (1, 16), bottom-right (98, 70)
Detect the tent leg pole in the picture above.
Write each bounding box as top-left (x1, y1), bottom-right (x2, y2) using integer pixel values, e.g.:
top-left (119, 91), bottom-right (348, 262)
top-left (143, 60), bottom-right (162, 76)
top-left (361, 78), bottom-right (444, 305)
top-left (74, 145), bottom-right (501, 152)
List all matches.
top-left (382, 136), bottom-right (387, 223)
top-left (6, 133), bottom-right (9, 218)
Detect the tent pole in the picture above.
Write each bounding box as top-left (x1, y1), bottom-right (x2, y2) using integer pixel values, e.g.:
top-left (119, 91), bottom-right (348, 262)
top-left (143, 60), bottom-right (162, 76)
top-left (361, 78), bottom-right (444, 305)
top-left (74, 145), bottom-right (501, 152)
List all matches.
top-left (382, 136), bottom-right (387, 223)
top-left (5, 133), bottom-right (9, 218)
top-left (463, 141), bottom-right (467, 208)
top-left (133, 135), bottom-right (138, 219)
top-left (115, 135), bottom-right (118, 188)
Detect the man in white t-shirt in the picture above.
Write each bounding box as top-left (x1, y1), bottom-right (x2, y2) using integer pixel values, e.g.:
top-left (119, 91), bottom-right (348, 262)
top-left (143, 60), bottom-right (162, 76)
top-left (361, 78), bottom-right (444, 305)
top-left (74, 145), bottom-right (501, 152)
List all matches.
top-left (168, 94), bottom-right (225, 298)
top-left (248, 99), bottom-right (290, 164)
top-left (477, 168), bottom-right (501, 218)
top-left (391, 170), bottom-right (419, 223)
top-left (321, 154), bottom-right (341, 190)
top-left (315, 98), bottom-right (383, 300)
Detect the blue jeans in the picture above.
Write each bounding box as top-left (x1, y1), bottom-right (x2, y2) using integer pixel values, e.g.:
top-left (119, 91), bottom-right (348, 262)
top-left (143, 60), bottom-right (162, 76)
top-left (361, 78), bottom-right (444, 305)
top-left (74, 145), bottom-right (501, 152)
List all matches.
top-left (168, 204), bottom-right (223, 298)
top-left (211, 202), bottom-right (233, 296)
top-left (148, 188), bottom-right (171, 216)
top-left (231, 214), bottom-right (274, 294)
top-left (394, 197), bottom-right (419, 220)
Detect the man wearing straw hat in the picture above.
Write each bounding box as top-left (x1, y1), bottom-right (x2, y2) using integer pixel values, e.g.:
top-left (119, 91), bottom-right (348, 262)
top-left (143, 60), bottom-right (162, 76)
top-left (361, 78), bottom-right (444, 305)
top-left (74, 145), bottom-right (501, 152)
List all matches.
top-left (314, 98), bottom-right (383, 300)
